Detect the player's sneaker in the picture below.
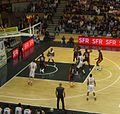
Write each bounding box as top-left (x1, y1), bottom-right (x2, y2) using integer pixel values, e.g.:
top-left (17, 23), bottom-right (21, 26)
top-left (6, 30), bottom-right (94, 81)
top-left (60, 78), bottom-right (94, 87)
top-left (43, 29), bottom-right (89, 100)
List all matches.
top-left (94, 97), bottom-right (96, 101)
top-left (86, 98), bottom-right (89, 101)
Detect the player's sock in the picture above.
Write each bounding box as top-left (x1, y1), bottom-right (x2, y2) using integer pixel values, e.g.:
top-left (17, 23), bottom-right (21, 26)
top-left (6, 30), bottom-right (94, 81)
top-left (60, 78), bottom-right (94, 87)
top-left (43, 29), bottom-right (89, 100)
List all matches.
top-left (96, 66), bottom-right (99, 70)
top-left (99, 66), bottom-right (102, 71)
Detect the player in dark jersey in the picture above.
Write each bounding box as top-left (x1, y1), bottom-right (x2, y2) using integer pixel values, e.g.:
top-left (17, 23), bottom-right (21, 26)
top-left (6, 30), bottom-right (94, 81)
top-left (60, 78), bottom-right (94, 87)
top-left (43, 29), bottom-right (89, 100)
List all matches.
top-left (95, 50), bottom-right (103, 70)
top-left (83, 49), bottom-right (92, 70)
top-left (73, 45), bottom-right (78, 62)
top-left (68, 64), bottom-right (76, 87)
top-left (73, 45), bottom-right (81, 62)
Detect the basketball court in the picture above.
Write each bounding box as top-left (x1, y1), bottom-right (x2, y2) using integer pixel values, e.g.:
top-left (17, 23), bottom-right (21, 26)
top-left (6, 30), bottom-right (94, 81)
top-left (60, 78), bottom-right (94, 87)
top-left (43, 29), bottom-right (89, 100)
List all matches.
top-left (0, 43), bottom-right (120, 114)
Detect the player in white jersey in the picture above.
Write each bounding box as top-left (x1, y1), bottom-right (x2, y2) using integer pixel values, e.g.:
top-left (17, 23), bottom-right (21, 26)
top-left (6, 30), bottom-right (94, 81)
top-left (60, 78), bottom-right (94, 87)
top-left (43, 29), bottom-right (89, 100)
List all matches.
top-left (47, 48), bottom-right (55, 66)
top-left (76, 52), bottom-right (85, 75)
top-left (24, 105), bottom-right (31, 114)
top-left (86, 74), bottom-right (96, 101)
top-left (28, 60), bottom-right (37, 86)
top-left (15, 103), bottom-right (22, 114)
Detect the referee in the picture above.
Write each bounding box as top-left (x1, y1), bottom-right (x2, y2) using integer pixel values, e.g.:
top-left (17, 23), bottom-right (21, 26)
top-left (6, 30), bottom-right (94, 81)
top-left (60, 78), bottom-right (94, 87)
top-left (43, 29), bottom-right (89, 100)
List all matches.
top-left (55, 82), bottom-right (65, 110)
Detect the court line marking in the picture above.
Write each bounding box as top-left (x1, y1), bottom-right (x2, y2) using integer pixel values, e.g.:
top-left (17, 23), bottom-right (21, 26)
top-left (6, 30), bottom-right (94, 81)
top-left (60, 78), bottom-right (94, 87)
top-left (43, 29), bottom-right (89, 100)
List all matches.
top-left (0, 55), bottom-right (119, 101)
top-left (83, 65), bottom-right (96, 84)
top-left (96, 69), bottom-right (112, 82)
top-left (0, 51), bottom-right (72, 88)
top-left (0, 51), bottom-right (119, 114)
top-left (118, 104), bottom-right (120, 108)
top-left (35, 64), bottom-right (58, 75)
top-left (0, 47), bottom-right (88, 89)
top-left (0, 51), bottom-right (47, 88)
top-left (0, 63), bottom-right (30, 89)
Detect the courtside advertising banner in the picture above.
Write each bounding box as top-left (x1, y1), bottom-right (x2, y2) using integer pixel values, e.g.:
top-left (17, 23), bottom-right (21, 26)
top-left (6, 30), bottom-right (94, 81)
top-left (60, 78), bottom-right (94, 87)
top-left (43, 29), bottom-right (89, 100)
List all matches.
top-left (0, 41), bottom-right (7, 68)
top-left (12, 38), bottom-right (34, 59)
top-left (78, 36), bottom-right (120, 47)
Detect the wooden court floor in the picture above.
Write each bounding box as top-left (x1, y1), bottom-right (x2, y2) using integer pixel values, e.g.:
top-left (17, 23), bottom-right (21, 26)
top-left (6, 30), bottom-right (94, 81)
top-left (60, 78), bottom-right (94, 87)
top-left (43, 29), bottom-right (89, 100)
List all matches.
top-left (0, 47), bottom-right (120, 114)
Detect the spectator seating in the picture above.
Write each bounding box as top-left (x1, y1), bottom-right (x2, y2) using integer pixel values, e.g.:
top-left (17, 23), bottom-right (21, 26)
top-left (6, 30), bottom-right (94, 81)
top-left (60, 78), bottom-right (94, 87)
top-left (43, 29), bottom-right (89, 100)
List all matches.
top-left (0, 102), bottom-right (90, 114)
top-left (56, 0), bottom-right (120, 38)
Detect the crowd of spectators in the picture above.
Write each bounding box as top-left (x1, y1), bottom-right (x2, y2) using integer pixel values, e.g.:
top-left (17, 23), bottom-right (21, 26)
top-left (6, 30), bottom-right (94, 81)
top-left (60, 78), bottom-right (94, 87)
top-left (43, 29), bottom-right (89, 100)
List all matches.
top-left (27, 0), bottom-right (60, 14)
top-left (17, 0), bottom-right (61, 38)
top-left (0, 102), bottom-right (80, 114)
top-left (1, 0), bottom-right (61, 35)
top-left (55, 0), bottom-right (120, 38)
top-left (64, 0), bottom-right (120, 16)
top-left (0, 103), bottom-right (49, 114)
top-left (17, 14), bottom-right (48, 34)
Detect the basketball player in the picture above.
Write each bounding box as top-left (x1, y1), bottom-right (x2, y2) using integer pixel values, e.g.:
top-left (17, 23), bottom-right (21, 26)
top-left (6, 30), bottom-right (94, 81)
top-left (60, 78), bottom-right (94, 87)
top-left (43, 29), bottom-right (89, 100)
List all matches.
top-left (73, 45), bottom-right (81, 62)
top-left (86, 74), bottom-right (96, 101)
top-left (47, 48), bottom-right (55, 65)
top-left (24, 105), bottom-right (32, 114)
top-left (39, 53), bottom-right (46, 73)
top-left (95, 50), bottom-right (103, 70)
top-left (76, 52), bottom-right (85, 76)
top-left (15, 103), bottom-right (22, 114)
top-left (68, 64), bottom-right (76, 87)
top-left (73, 45), bottom-right (78, 62)
top-left (28, 60), bottom-right (37, 86)
top-left (83, 49), bottom-right (92, 70)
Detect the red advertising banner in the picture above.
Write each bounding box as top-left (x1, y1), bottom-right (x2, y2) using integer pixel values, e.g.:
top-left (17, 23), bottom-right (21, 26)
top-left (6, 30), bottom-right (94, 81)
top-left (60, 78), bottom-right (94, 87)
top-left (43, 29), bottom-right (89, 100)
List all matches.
top-left (13, 47), bottom-right (34, 66)
top-left (78, 36), bottom-right (120, 47)
top-left (22, 38), bottom-right (34, 52)
top-left (12, 38), bottom-right (34, 59)
top-left (12, 48), bottom-right (19, 59)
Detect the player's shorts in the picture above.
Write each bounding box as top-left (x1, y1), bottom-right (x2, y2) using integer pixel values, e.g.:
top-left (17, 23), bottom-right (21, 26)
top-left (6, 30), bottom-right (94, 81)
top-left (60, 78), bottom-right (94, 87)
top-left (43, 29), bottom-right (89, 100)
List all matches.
top-left (88, 85), bottom-right (94, 92)
top-left (83, 57), bottom-right (90, 64)
top-left (77, 63), bottom-right (83, 69)
top-left (48, 55), bottom-right (54, 59)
